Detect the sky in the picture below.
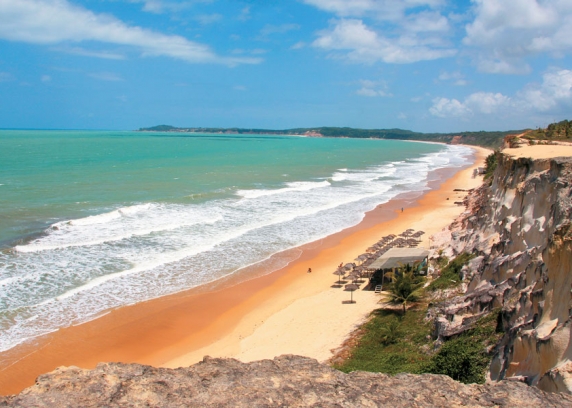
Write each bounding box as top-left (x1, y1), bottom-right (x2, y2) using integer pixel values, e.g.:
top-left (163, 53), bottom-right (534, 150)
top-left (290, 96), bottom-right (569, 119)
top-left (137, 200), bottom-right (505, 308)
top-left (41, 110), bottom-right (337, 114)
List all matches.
top-left (0, 0), bottom-right (571, 132)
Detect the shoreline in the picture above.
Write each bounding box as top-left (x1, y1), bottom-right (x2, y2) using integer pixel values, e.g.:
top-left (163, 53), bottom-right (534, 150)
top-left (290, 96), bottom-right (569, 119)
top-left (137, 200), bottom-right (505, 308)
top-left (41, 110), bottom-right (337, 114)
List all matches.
top-left (0, 145), bottom-right (490, 396)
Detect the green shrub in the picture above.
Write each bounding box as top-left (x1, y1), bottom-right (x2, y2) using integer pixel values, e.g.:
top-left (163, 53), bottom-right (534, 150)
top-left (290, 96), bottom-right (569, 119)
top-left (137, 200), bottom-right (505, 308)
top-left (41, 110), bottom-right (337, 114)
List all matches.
top-left (423, 310), bottom-right (503, 384)
top-left (424, 338), bottom-right (489, 384)
top-left (434, 254), bottom-right (449, 270)
top-left (379, 316), bottom-right (401, 345)
top-left (484, 152), bottom-right (498, 180)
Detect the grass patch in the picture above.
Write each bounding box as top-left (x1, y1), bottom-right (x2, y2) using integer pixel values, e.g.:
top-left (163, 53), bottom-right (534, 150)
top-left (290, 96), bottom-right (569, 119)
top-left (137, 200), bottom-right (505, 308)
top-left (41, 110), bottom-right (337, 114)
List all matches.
top-left (428, 253), bottom-right (475, 291)
top-left (334, 306), bottom-right (433, 375)
top-left (335, 305), bottom-right (503, 385)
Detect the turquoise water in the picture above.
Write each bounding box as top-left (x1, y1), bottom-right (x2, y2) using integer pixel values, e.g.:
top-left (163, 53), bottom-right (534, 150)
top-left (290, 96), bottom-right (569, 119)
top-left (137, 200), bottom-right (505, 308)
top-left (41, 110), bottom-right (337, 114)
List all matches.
top-left (0, 130), bottom-right (472, 352)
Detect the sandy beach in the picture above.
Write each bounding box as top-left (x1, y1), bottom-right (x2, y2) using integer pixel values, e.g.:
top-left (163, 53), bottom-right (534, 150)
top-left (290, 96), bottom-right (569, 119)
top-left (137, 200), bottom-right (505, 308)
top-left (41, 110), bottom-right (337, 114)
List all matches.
top-left (504, 144), bottom-right (572, 159)
top-left (0, 145), bottom-right (490, 396)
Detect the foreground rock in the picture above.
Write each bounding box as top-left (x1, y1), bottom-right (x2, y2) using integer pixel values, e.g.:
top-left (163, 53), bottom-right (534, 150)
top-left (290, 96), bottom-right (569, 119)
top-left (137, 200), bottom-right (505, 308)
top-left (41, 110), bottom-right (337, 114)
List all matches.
top-left (1, 355), bottom-right (570, 407)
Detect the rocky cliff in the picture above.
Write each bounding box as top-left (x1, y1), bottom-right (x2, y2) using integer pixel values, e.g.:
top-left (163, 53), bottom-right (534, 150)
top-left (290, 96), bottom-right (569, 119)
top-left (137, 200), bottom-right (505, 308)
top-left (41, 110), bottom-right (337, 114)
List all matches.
top-left (431, 151), bottom-right (572, 393)
top-left (1, 355), bottom-right (570, 407)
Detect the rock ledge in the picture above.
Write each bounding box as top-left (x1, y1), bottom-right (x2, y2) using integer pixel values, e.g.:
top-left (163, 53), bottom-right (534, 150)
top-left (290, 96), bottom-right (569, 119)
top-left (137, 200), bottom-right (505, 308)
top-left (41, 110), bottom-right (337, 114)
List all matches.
top-left (2, 355), bottom-right (571, 407)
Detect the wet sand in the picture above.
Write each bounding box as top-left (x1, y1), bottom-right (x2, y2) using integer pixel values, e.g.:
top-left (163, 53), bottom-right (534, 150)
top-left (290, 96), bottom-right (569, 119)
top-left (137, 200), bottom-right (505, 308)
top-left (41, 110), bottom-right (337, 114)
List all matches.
top-left (0, 145), bottom-right (490, 396)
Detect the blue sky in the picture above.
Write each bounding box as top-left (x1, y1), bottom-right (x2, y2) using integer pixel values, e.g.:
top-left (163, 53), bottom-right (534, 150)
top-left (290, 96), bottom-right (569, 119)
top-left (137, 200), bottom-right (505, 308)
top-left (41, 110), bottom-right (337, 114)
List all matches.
top-left (0, 0), bottom-right (571, 132)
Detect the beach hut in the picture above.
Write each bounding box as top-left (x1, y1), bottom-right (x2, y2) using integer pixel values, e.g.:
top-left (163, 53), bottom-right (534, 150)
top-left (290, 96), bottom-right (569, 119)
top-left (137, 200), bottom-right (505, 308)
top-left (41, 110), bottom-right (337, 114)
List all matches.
top-left (368, 247), bottom-right (429, 271)
top-left (365, 247), bottom-right (430, 289)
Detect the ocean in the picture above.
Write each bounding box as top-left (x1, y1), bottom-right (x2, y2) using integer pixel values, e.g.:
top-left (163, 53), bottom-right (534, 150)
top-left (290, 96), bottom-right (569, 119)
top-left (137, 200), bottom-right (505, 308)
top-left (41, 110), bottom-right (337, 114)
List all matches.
top-left (0, 130), bottom-right (473, 352)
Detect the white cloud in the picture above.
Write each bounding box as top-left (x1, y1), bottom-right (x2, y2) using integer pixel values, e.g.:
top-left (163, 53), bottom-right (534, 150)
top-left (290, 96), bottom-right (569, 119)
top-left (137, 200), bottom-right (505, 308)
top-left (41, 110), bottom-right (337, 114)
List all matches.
top-left (130, 0), bottom-right (198, 14)
top-left (312, 19), bottom-right (456, 64)
top-left (237, 6), bottom-right (250, 21)
top-left (429, 92), bottom-right (510, 117)
top-left (0, 0), bottom-right (260, 66)
top-left (356, 88), bottom-right (378, 97)
top-left (518, 69), bottom-right (572, 111)
top-left (438, 71), bottom-right (462, 81)
top-left (302, 0), bottom-right (444, 21)
top-left (89, 72), bottom-right (123, 81)
top-left (429, 97), bottom-right (471, 117)
top-left (259, 24), bottom-right (301, 38)
top-left (52, 46), bottom-right (126, 60)
top-left (290, 41), bottom-right (306, 50)
top-left (195, 13), bottom-right (222, 25)
top-left (403, 11), bottom-right (449, 33)
top-left (305, 0), bottom-right (455, 64)
top-left (232, 48), bottom-right (267, 56)
top-left (355, 79), bottom-right (392, 97)
top-left (464, 0), bottom-right (572, 74)
top-left (251, 49), bottom-right (267, 55)
top-left (233, 85), bottom-right (247, 91)
top-left (307, 0), bottom-right (572, 71)
top-left (430, 69), bottom-right (572, 118)
top-left (438, 71), bottom-right (468, 86)
top-left (41, 74), bottom-right (51, 82)
top-left (465, 92), bottom-right (510, 114)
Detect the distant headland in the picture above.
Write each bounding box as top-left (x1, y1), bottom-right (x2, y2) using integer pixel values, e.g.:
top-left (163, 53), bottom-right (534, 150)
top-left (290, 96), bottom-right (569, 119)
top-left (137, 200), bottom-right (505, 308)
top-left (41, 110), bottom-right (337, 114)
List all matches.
top-left (138, 124), bottom-right (526, 149)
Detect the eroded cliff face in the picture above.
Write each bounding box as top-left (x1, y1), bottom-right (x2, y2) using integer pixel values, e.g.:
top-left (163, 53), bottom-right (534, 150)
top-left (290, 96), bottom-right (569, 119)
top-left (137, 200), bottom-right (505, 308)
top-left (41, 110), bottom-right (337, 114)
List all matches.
top-left (2, 355), bottom-right (571, 407)
top-left (432, 152), bottom-right (572, 393)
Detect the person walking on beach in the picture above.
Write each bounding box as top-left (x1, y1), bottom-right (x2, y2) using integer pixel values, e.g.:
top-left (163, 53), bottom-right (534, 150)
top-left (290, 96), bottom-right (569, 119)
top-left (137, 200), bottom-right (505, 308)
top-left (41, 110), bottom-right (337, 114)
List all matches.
top-left (307, 267), bottom-right (312, 273)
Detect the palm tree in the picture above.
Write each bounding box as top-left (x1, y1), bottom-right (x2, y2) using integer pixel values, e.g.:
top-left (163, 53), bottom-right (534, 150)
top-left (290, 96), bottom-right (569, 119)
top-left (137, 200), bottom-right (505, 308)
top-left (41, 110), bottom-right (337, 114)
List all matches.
top-left (383, 267), bottom-right (425, 314)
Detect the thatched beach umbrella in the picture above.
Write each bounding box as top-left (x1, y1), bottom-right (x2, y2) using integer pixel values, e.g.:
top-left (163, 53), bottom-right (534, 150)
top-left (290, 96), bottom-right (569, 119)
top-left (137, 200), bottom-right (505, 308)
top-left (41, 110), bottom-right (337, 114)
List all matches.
top-left (406, 239), bottom-right (420, 247)
top-left (353, 265), bottom-right (364, 274)
top-left (362, 260), bottom-right (373, 268)
top-left (333, 268), bottom-right (346, 285)
top-left (344, 283), bottom-right (359, 303)
top-left (401, 229), bottom-right (415, 238)
top-left (346, 273), bottom-right (360, 283)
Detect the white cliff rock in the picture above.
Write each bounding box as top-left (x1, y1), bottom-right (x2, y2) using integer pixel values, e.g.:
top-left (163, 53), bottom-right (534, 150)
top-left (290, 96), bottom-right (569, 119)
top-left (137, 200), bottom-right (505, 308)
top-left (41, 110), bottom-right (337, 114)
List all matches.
top-left (430, 152), bottom-right (572, 393)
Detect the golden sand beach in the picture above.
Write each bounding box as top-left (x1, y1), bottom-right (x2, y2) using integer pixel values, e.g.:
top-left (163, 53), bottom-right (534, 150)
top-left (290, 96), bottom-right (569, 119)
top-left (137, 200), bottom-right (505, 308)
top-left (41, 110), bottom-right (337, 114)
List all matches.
top-left (0, 145), bottom-right (490, 396)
